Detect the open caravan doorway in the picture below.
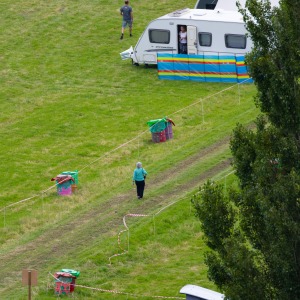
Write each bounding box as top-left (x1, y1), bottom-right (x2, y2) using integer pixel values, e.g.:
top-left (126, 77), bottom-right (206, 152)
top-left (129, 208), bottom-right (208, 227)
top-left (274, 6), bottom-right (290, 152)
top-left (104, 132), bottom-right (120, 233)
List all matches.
top-left (177, 25), bottom-right (197, 55)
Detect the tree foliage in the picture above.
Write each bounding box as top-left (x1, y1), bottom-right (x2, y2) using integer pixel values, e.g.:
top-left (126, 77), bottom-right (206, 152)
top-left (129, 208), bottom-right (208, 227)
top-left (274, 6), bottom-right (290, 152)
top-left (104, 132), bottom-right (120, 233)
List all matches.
top-left (192, 1), bottom-right (300, 299)
top-left (239, 0), bottom-right (300, 134)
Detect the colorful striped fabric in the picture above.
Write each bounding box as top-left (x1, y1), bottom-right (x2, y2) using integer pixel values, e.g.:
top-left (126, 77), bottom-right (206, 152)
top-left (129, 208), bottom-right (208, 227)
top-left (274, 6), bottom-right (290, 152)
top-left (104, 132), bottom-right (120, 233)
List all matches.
top-left (236, 54), bottom-right (253, 83)
top-left (157, 53), bottom-right (252, 83)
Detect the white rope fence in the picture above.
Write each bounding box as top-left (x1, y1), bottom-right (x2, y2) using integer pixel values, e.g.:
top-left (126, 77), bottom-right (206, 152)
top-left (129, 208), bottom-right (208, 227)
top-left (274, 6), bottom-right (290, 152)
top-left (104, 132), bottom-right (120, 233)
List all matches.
top-left (45, 169), bottom-right (236, 298)
top-left (49, 272), bottom-right (184, 299)
top-left (108, 167), bottom-right (236, 264)
top-left (1, 79), bottom-right (251, 222)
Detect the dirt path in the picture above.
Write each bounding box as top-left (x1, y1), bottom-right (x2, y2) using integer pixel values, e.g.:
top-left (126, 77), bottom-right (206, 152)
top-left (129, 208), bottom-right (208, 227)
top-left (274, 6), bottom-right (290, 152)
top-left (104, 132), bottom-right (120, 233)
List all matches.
top-left (0, 136), bottom-right (232, 291)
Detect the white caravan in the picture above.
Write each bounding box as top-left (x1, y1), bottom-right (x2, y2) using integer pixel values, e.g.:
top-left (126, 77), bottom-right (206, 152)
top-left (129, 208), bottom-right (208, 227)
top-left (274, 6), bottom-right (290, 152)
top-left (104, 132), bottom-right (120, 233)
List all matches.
top-left (120, 0), bottom-right (280, 65)
top-left (121, 8), bottom-right (252, 65)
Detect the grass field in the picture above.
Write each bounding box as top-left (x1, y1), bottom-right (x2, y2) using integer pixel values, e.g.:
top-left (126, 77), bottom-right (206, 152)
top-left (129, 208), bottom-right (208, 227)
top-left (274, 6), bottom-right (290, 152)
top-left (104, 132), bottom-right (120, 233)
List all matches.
top-left (0, 0), bottom-right (258, 299)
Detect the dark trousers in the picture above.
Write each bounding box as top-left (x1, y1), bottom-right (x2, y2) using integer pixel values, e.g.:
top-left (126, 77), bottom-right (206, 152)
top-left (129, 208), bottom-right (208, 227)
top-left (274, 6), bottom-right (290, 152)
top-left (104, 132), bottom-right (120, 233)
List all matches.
top-left (179, 43), bottom-right (187, 54)
top-left (135, 180), bottom-right (145, 198)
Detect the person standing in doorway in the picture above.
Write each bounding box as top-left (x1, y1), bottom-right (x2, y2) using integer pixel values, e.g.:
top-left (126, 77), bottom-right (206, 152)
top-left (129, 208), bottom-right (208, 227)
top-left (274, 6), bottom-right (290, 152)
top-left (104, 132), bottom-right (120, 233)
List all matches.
top-left (179, 25), bottom-right (187, 54)
top-left (132, 162), bottom-right (147, 199)
top-left (120, 0), bottom-right (133, 40)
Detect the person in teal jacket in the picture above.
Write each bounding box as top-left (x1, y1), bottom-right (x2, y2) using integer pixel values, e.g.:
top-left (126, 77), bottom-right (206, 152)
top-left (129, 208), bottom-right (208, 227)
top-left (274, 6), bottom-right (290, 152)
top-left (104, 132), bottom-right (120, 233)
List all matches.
top-left (132, 162), bottom-right (147, 199)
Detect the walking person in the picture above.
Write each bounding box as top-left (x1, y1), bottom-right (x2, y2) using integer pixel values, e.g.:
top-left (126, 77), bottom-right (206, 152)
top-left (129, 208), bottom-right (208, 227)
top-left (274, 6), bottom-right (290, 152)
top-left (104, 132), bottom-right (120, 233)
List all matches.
top-left (120, 0), bottom-right (133, 40)
top-left (179, 25), bottom-right (187, 54)
top-left (132, 162), bottom-right (147, 199)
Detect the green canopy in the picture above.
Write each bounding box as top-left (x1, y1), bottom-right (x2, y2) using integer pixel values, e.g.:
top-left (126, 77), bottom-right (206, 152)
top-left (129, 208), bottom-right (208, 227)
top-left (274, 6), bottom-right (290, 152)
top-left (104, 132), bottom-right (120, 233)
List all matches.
top-left (60, 269), bottom-right (80, 278)
top-left (147, 118), bottom-right (168, 133)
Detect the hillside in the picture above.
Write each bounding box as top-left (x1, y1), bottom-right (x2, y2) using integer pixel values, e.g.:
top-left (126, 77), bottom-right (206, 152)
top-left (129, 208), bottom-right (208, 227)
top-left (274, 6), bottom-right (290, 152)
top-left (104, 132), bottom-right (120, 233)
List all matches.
top-left (0, 0), bottom-right (258, 299)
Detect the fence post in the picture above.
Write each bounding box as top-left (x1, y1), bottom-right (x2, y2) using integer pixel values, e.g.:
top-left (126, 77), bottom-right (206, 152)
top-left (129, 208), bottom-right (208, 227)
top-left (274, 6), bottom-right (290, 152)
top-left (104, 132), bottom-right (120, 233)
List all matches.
top-left (238, 83), bottom-right (241, 105)
top-left (4, 207), bottom-right (6, 228)
top-left (127, 228), bottom-right (130, 253)
top-left (201, 99), bottom-right (205, 124)
top-left (42, 192), bottom-right (44, 214)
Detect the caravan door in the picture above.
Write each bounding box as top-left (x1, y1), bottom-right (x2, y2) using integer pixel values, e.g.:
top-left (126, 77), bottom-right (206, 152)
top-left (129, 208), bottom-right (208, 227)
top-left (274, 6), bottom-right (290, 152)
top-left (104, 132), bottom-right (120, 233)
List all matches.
top-left (187, 26), bottom-right (197, 55)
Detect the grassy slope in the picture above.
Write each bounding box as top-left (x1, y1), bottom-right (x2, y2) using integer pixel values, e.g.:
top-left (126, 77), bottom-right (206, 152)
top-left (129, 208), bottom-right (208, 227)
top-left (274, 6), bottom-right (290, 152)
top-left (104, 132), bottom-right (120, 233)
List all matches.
top-left (0, 0), bottom-right (257, 298)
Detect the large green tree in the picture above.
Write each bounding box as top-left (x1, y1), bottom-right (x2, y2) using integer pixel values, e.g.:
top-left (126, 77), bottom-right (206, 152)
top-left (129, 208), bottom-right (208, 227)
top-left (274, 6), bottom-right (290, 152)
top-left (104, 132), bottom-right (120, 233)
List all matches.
top-left (192, 1), bottom-right (300, 299)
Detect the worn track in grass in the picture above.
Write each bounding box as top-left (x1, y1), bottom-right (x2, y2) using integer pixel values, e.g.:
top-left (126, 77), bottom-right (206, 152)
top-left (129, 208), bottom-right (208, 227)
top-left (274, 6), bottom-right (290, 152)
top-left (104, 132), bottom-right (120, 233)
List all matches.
top-left (0, 135), bottom-right (232, 293)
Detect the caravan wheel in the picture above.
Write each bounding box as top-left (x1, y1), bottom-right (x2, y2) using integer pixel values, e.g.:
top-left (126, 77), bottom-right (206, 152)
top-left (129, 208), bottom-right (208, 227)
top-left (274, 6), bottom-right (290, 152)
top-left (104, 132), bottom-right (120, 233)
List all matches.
top-left (131, 59), bottom-right (139, 66)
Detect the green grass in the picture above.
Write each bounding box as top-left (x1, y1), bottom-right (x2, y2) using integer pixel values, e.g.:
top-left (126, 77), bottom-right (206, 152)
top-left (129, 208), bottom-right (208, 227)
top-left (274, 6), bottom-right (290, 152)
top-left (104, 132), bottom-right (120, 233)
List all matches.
top-left (0, 0), bottom-right (257, 298)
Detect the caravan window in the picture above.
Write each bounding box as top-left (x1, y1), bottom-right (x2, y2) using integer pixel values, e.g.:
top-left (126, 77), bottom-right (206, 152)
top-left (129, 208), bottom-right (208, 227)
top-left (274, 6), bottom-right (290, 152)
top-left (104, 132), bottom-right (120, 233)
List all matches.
top-left (225, 34), bottom-right (247, 49)
top-left (149, 29), bottom-right (170, 44)
top-left (199, 32), bottom-right (212, 47)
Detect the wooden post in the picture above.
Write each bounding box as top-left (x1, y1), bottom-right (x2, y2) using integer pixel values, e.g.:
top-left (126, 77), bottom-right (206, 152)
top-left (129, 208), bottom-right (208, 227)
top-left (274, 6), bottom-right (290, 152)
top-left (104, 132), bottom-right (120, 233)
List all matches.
top-left (22, 269), bottom-right (37, 300)
top-left (28, 270), bottom-right (31, 300)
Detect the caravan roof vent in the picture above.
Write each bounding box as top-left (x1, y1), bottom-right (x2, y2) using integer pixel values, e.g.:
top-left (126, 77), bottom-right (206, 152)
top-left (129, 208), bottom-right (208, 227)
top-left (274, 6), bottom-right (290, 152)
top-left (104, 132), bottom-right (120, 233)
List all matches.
top-left (193, 12), bottom-right (207, 17)
top-left (168, 8), bottom-right (190, 17)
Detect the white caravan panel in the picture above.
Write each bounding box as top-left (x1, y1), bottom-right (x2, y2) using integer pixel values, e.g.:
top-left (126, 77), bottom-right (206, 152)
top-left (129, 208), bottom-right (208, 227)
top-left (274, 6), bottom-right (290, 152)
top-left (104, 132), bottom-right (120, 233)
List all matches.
top-left (143, 54), bottom-right (157, 63)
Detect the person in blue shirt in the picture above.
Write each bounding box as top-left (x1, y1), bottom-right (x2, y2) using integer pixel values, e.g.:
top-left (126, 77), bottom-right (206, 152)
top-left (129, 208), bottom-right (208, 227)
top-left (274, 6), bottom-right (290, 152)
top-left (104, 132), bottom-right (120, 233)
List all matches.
top-left (120, 0), bottom-right (133, 40)
top-left (132, 162), bottom-right (147, 199)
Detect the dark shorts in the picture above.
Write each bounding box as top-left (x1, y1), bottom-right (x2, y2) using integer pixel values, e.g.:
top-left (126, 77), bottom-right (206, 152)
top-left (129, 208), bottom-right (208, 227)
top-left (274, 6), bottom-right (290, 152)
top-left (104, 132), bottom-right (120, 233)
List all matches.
top-left (122, 20), bottom-right (132, 28)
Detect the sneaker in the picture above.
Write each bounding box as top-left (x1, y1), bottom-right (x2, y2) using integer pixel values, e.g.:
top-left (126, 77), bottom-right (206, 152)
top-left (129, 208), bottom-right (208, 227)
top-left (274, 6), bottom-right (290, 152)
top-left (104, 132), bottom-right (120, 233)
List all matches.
top-left (130, 34), bottom-right (132, 37)
top-left (120, 34), bottom-right (123, 40)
